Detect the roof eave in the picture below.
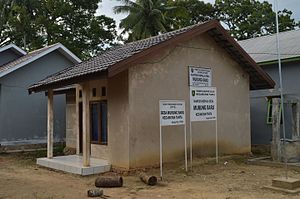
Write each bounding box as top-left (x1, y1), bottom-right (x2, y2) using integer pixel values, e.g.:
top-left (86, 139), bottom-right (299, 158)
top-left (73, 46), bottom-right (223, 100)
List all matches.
top-left (28, 20), bottom-right (275, 93)
top-left (0, 43), bottom-right (81, 79)
top-left (0, 44), bottom-right (27, 55)
top-left (28, 69), bottom-right (108, 94)
top-left (258, 56), bottom-right (300, 66)
top-left (210, 24), bottom-right (275, 90)
top-left (107, 20), bottom-right (220, 77)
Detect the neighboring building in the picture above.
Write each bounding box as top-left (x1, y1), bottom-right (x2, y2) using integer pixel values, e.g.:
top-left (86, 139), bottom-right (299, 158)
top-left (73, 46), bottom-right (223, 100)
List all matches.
top-left (0, 43), bottom-right (81, 146)
top-left (29, 20), bottom-right (274, 174)
top-left (239, 29), bottom-right (300, 145)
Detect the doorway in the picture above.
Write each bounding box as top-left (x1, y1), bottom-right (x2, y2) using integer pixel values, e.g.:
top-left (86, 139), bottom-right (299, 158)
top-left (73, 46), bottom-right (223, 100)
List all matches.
top-left (90, 101), bottom-right (108, 145)
top-left (78, 100), bottom-right (108, 153)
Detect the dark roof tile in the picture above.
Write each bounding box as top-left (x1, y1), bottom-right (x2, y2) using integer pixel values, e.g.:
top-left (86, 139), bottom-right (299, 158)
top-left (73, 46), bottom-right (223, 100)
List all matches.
top-left (29, 23), bottom-right (201, 90)
top-left (28, 20), bottom-right (275, 92)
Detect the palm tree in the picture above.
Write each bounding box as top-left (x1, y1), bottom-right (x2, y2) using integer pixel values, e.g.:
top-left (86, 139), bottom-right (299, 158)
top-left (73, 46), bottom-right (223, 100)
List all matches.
top-left (114, 0), bottom-right (177, 41)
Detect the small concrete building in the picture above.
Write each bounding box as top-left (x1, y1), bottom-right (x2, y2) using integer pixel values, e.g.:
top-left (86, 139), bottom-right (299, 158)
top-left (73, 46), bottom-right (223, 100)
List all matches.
top-left (0, 43), bottom-right (81, 146)
top-left (29, 20), bottom-right (274, 174)
top-left (239, 29), bottom-right (300, 145)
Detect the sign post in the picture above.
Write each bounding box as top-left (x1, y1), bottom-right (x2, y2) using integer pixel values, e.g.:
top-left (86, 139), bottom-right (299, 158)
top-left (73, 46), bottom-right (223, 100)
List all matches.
top-left (159, 100), bottom-right (187, 179)
top-left (189, 87), bottom-right (218, 168)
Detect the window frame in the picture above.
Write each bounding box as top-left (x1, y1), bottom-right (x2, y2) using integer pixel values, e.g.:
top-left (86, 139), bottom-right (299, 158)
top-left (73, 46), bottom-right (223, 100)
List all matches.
top-left (90, 100), bottom-right (108, 145)
top-left (266, 97), bottom-right (282, 125)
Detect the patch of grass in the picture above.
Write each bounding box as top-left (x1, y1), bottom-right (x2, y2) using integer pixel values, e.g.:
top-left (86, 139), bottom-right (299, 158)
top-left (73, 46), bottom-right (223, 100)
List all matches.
top-left (53, 143), bottom-right (65, 155)
top-left (229, 155), bottom-right (248, 164)
top-left (0, 151), bottom-right (9, 156)
top-left (251, 145), bottom-right (270, 156)
top-left (2, 143), bottom-right (66, 167)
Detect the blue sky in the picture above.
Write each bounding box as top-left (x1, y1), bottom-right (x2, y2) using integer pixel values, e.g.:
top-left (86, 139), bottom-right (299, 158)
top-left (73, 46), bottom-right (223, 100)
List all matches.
top-left (97, 0), bottom-right (300, 25)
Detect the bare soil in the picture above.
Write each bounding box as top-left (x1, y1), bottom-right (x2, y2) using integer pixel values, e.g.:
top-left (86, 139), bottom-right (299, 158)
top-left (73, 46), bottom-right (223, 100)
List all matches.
top-left (0, 152), bottom-right (299, 199)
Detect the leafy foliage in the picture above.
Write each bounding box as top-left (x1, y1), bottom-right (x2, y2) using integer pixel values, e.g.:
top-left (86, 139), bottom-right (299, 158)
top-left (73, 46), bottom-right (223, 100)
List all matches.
top-left (116, 0), bottom-right (299, 41)
top-left (114, 0), bottom-right (180, 41)
top-left (168, 0), bottom-right (215, 28)
top-left (0, 0), bottom-right (117, 59)
top-left (215, 0), bottom-right (298, 40)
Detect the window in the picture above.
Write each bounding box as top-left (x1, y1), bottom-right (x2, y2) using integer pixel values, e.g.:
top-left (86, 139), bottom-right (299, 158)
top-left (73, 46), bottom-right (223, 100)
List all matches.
top-left (92, 88), bottom-right (97, 97)
top-left (266, 98), bottom-right (282, 124)
top-left (101, 87), bottom-right (106, 97)
top-left (90, 101), bottom-right (108, 145)
top-left (266, 99), bottom-right (272, 124)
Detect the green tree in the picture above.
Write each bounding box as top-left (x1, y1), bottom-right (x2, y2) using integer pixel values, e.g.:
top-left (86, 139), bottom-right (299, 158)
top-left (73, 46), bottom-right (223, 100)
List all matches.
top-left (0, 0), bottom-right (117, 59)
top-left (168, 0), bottom-right (215, 29)
top-left (0, 0), bottom-right (15, 46)
top-left (114, 0), bottom-right (180, 41)
top-left (215, 0), bottom-right (298, 40)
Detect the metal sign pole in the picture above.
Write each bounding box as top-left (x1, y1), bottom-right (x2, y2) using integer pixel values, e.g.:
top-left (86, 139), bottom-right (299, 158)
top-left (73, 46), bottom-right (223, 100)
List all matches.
top-left (160, 124), bottom-right (163, 179)
top-left (190, 119), bottom-right (193, 171)
top-left (215, 118), bottom-right (219, 164)
top-left (275, 0), bottom-right (288, 179)
top-left (184, 123), bottom-right (188, 172)
top-left (215, 89), bottom-right (218, 164)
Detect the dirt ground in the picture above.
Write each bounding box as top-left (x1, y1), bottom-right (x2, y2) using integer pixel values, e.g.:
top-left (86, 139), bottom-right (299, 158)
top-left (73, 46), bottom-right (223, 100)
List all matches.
top-left (0, 152), bottom-right (299, 199)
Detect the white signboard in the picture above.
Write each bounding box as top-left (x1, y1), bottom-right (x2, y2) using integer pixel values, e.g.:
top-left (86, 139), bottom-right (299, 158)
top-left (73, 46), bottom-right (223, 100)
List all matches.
top-left (159, 100), bottom-right (185, 126)
top-left (190, 87), bottom-right (217, 121)
top-left (189, 66), bottom-right (212, 87)
top-left (159, 100), bottom-right (188, 178)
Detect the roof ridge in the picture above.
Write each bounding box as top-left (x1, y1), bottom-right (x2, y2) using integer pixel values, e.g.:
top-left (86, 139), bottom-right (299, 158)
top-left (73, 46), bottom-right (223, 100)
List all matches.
top-left (77, 22), bottom-right (209, 68)
top-left (124, 21), bottom-right (208, 46)
top-left (0, 43), bottom-right (27, 55)
top-left (28, 20), bottom-right (275, 93)
top-left (0, 43), bottom-right (80, 78)
top-left (27, 43), bottom-right (60, 55)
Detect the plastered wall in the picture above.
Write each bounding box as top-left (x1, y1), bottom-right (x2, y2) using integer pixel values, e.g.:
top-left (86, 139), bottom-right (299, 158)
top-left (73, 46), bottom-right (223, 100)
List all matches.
top-left (64, 33), bottom-right (251, 169)
top-left (127, 33), bottom-right (251, 168)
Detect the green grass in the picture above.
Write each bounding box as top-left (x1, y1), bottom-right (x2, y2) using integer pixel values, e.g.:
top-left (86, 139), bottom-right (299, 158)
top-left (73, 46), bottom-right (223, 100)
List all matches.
top-left (1, 143), bottom-right (66, 166)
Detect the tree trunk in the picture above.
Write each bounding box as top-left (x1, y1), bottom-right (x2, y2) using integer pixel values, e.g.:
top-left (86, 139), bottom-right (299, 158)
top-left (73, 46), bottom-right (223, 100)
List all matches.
top-left (139, 172), bottom-right (157, 186)
top-left (95, 176), bottom-right (123, 188)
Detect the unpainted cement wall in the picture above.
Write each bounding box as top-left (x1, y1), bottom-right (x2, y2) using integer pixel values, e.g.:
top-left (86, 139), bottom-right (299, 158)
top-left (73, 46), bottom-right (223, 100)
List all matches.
top-left (64, 33), bottom-right (251, 169)
top-left (65, 92), bottom-right (77, 148)
top-left (65, 74), bottom-right (130, 168)
top-left (127, 33), bottom-right (251, 168)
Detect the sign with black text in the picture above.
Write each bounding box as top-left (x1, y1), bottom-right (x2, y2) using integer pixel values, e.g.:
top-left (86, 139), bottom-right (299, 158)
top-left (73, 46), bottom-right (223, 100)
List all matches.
top-left (189, 66), bottom-right (212, 87)
top-left (190, 87), bottom-right (217, 121)
top-left (159, 100), bottom-right (185, 126)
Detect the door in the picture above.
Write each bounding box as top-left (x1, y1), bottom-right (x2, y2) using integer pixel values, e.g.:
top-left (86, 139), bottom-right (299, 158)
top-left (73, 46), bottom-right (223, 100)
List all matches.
top-left (90, 101), bottom-right (107, 145)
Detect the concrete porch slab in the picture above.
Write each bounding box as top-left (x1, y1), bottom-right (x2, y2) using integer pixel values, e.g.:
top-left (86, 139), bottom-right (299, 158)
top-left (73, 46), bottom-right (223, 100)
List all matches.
top-left (264, 177), bottom-right (300, 194)
top-left (272, 177), bottom-right (300, 190)
top-left (248, 156), bottom-right (300, 172)
top-left (37, 155), bottom-right (111, 176)
top-left (264, 185), bottom-right (300, 194)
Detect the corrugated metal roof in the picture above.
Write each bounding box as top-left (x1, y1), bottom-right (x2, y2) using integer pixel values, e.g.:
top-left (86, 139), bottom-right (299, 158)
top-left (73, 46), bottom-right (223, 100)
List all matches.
top-left (238, 29), bottom-right (300, 64)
